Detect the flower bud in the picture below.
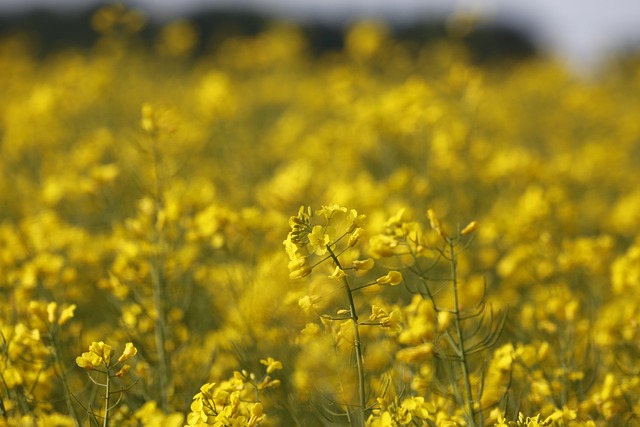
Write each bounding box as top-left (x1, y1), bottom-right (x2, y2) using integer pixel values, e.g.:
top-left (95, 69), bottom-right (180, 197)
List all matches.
top-left (328, 266), bottom-right (347, 280)
top-left (115, 364), bottom-right (131, 377)
top-left (348, 227), bottom-right (365, 247)
top-left (47, 302), bottom-right (58, 324)
top-left (58, 304), bottom-right (77, 326)
top-left (461, 220), bottom-right (479, 236)
top-left (427, 209), bottom-right (447, 238)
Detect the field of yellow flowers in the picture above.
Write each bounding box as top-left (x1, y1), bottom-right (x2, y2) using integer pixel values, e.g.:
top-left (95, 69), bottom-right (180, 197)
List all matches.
top-left (2, 5), bottom-right (640, 427)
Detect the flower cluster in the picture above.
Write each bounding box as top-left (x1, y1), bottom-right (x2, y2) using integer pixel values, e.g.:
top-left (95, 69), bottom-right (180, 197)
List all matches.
top-left (185, 358), bottom-right (281, 426)
top-left (283, 205), bottom-right (367, 279)
top-left (76, 341), bottom-right (138, 377)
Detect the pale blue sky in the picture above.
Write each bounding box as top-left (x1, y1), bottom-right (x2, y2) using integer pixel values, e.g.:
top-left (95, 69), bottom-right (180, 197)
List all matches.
top-left (3, 0), bottom-right (640, 72)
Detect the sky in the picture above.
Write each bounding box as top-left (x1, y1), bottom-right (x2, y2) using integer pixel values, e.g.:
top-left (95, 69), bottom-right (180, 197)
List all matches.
top-left (2, 0), bottom-right (640, 72)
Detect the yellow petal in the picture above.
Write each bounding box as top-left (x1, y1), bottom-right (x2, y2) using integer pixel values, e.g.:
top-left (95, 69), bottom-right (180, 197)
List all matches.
top-left (388, 271), bottom-right (403, 285)
top-left (58, 304), bottom-right (77, 326)
top-left (328, 266), bottom-right (347, 280)
top-left (115, 364), bottom-right (131, 377)
top-left (118, 342), bottom-right (138, 363)
top-left (46, 302), bottom-right (58, 324)
top-left (353, 258), bottom-right (374, 271)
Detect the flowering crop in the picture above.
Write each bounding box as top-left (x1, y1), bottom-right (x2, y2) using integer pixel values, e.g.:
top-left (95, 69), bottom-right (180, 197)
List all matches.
top-left (1, 4), bottom-right (640, 426)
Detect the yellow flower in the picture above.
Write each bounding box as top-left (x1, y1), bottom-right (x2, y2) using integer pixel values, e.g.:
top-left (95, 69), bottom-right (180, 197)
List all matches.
top-left (315, 204), bottom-right (347, 219)
top-left (348, 227), bottom-right (365, 247)
top-left (283, 235), bottom-right (302, 260)
top-left (46, 302), bottom-right (58, 324)
top-left (369, 304), bottom-right (386, 321)
top-left (380, 310), bottom-right (402, 332)
top-left (300, 322), bottom-right (321, 338)
top-left (77, 341), bottom-right (113, 370)
top-left (260, 357), bottom-right (283, 374)
top-left (118, 342), bottom-right (138, 363)
top-left (369, 234), bottom-right (398, 258)
top-left (353, 258), bottom-right (374, 271)
top-left (90, 341), bottom-right (113, 365)
top-left (58, 304), bottom-right (77, 326)
top-left (388, 271), bottom-right (403, 285)
top-left (76, 352), bottom-right (101, 370)
top-left (376, 271), bottom-right (403, 286)
top-left (248, 402), bottom-right (265, 426)
top-left (385, 208), bottom-right (406, 227)
top-left (115, 364), bottom-right (131, 377)
top-left (298, 295), bottom-right (320, 312)
top-left (196, 382), bottom-right (216, 403)
top-left (308, 225), bottom-right (330, 255)
top-left (347, 209), bottom-right (367, 232)
top-left (287, 256), bottom-right (307, 271)
top-left (369, 305), bottom-right (402, 332)
top-left (328, 266), bottom-right (347, 280)
top-left (492, 411), bottom-right (508, 427)
top-left (289, 266), bottom-right (312, 280)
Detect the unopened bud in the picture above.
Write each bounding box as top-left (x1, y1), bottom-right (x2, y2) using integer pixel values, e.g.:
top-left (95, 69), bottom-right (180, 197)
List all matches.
top-left (461, 220), bottom-right (478, 236)
top-left (348, 227), bottom-right (365, 247)
top-left (427, 209), bottom-right (447, 238)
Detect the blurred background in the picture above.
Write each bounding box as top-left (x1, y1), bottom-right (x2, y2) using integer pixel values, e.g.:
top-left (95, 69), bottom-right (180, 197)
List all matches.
top-left (1, 0), bottom-right (640, 74)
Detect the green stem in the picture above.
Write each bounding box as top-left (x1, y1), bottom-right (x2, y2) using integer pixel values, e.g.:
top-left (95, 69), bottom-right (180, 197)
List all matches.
top-left (326, 246), bottom-right (366, 426)
top-left (449, 239), bottom-right (476, 427)
top-left (150, 135), bottom-right (170, 413)
top-left (49, 327), bottom-right (82, 426)
top-left (151, 257), bottom-right (169, 412)
top-left (103, 368), bottom-right (110, 427)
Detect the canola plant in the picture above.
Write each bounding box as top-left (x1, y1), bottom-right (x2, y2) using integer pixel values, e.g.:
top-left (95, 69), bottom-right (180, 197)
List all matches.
top-left (1, 5), bottom-right (640, 427)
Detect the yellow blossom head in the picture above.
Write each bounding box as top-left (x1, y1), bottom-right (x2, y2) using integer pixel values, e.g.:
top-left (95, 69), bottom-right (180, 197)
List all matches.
top-left (76, 341), bottom-right (114, 370)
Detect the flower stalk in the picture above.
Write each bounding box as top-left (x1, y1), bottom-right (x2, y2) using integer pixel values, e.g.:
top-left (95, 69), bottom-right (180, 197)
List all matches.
top-left (327, 245), bottom-right (366, 426)
top-left (76, 341), bottom-right (138, 426)
top-left (448, 236), bottom-right (477, 427)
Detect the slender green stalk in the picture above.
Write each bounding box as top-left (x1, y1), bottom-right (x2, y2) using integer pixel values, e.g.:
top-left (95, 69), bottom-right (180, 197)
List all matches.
top-left (103, 368), bottom-right (110, 427)
top-left (150, 257), bottom-right (169, 412)
top-left (49, 328), bottom-right (82, 426)
top-left (150, 135), bottom-right (170, 413)
top-left (448, 238), bottom-right (477, 427)
top-left (326, 246), bottom-right (366, 426)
